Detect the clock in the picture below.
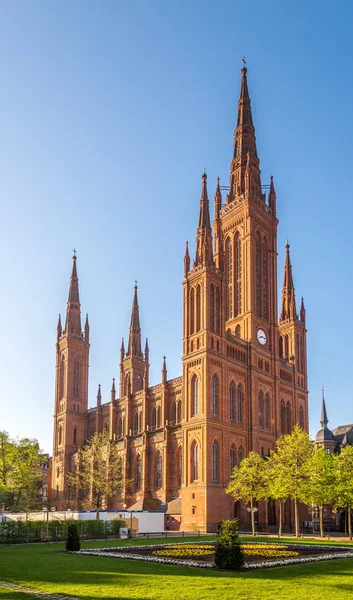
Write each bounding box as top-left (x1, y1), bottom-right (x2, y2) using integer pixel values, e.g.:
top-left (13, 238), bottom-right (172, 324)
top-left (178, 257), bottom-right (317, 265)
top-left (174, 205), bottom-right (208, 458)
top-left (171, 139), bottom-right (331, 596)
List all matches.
top-left (257, 329), bottom-right (267, 345)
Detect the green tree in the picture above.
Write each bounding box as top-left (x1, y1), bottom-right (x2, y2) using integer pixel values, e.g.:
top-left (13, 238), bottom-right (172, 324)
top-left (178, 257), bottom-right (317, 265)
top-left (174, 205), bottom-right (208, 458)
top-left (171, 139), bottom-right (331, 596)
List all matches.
top-left (266, 451), bottom-right (290, 537)
top-left (226, 451), bottom-right (268, 536)
top-left (67, 431), bottom-right (126, 520)
top-left (214, 519), bottom-right (244, 570)
top-left (269, 425), bottom-right (311, 537)
top-left (334, 445), bottom-right (353, 540)
top-left (0, 431), bottom-right (44, 512)
top-left (301, 447), bottom-right (336, 538)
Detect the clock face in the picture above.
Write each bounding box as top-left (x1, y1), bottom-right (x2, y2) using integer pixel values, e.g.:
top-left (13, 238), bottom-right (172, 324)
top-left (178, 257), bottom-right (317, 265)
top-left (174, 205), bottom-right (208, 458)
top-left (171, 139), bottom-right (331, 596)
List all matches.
top-left (257, 329), bottom-right (267, 345)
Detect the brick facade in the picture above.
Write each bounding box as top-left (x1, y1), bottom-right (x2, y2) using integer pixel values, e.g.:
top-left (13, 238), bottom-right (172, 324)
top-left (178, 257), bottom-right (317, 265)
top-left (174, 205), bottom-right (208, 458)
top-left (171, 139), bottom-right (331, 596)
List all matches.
top-left (49, 67), bottom-right (309, 532)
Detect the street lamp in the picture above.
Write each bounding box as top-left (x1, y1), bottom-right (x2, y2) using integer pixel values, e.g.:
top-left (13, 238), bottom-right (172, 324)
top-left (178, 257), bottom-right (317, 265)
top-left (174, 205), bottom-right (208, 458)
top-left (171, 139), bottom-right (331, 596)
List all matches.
top-left (42, 507), bottom-right (49, 539)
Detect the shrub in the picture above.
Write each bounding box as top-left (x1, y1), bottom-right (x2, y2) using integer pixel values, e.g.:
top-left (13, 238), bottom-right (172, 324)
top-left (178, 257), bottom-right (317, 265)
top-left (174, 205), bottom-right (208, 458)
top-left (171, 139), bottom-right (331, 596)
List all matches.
top-left (66, 523), bottom-right (81, 552)
top-left (214, 519), bottom-right (244, 570)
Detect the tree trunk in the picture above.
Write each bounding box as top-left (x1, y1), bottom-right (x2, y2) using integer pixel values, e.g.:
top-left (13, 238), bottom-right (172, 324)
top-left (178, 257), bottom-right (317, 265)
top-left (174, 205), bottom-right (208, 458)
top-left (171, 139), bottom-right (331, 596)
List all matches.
top-left (348, 506), bottom-right (352, 541)
top-left (319, 505), bottom-right (324, 538)
top-left (294, 498), bottom-right (299, 537)
top-left (251, 498), bottom-right (255, 537)
top-left (278, 500), bottom-right (283, 537)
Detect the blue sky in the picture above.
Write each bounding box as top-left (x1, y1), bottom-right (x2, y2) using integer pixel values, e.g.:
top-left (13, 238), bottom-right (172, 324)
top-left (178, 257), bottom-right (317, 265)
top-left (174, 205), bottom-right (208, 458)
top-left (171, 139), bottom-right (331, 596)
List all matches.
top-left (0, 0), bottom-right (352, 453)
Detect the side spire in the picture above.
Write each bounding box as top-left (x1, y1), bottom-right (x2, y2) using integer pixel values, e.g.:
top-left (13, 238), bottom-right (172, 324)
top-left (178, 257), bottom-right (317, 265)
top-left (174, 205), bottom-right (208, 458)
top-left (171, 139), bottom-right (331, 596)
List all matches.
top-left (280, 242), bottom-right (297, 322)
top-left (300, 297), bottom-right (306, 326)
top-left (268, 175), bottom-right (277, 215)
top-left (162, 355), bottom-right (167, 384)
top-left (229, 64), bottom-right (262, 202)
top-left (320, 388), bottom-right (328, 428)
top-left (184, 241), bottom-right (190, 278)
top-left (214, 177), bottom-right (222, 219)
top-left (57, 314), bottom-right (62, 340)
top-left (65, 253), bottom-right (82, 335)
top-left (97, 383), bottom-right (102, 408)
top-left (195, 172), bottom-right (214, 267)
top-left (127, 283), bottom-right (143, 358)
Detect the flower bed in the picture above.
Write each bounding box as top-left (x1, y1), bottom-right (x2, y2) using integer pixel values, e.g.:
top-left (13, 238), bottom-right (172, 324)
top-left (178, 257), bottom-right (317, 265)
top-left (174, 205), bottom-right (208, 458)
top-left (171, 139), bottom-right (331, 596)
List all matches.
top-left (71, 540), bottom-right (353, 571)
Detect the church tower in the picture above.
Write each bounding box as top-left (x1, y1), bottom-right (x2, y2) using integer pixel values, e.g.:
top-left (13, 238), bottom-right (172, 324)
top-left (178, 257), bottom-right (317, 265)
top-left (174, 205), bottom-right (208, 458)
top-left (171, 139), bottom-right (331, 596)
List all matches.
top-left (181, 65), bottom-right (308, 531)
top-left (50, 254), bottom-right (90, 507)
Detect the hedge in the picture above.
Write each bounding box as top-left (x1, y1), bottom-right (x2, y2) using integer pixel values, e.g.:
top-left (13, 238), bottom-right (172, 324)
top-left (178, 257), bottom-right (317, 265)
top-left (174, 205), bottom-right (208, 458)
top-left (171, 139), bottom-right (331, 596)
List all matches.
top-left (0, 518), bottom-right (126, 544)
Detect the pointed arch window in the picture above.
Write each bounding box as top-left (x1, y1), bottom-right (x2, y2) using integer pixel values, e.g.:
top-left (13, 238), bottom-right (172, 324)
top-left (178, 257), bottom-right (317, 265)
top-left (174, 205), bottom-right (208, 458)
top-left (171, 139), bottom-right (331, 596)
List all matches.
top-left (73, 360), bottom-right (80, 400)
top-left (59, 356), bottom-right (65, 400)
top-left (258, 391), bottom-right (264, 428)
top-left (230, 445), bottom-right (236, 475)
top-left (229, 382), bottom-right (235, 420)
top-left (196, 285), bottom-right (201, 332)
top-left (210, 284), bottom-right (215, 332)
top-left (285, 335), bottom-right (289, 358)
top-left (192, 375), bottom-right (199, 416)
top-left (171, 401), bottom-right (177, 425)
top-left (133, 412), bottom-right (138, 434)
top-left (175, 446), bottom-right (182, 488)
top-left (156, 453), bottom-right (162, 489)
top-left (265, 393), bottom-right (270, 430)
top-left (190, 288), bottom-right (195, 335)
top-left (226, 238), bottom-right (233, 320)
top-left (286, 402), bottom-right (291, 434)
top-left (299, 405), bottom-right (304, 429)
top-left (212, 441), bottom-right (219, 482)
top-left (177, 401), bottom-right (182, 423)
top-left (262, 238), bottom-right (268, 319)
top-left (235, 232), bottom-right (242, 316)
top-left (136, 455), bottom-right (141, 492)
top-left (118, 417), bottom-right (123, 438)
top-left (138, 412), bottom-right (142, 432)
top-left (280, 400), bottom-right (285, 434)
top-left (73, 427), bottom-right (77, 444)
top-left (157, 406), bottom-right (161, 428)
top-left (279, 336), bottom-right (283, 358)
top-left (58, 425), bottom-right (62, 446)
top-left (191, 441), bottom-right (199, 481)
top-left (238, 446), bottom-right (243, 465)
top-left (212, 376), bottom-right (218, 416)
top-left (215, 287), bottom-right (221, 334)
top-left (237, 384), bottom-right (243, 423)
top-left (151, 407), bottom-right (156, 431)
top-left (256, 233), bottom-right (261, 316)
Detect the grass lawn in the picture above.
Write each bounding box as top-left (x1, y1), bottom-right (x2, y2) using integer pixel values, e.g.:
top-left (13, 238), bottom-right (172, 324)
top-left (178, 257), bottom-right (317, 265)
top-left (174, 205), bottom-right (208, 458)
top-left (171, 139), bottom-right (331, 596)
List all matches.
top-left (0, 536), bottom-right (353, 600)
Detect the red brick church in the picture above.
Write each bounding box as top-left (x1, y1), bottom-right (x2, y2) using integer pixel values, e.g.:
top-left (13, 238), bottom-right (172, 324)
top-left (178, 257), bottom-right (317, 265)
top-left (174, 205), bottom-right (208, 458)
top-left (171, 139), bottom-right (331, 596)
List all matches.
top-left (50, 66), bottom-right (309, 532)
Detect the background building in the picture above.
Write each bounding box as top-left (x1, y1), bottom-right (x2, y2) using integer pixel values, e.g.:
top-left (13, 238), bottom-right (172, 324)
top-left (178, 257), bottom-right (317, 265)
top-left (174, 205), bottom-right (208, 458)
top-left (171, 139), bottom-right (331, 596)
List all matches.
top-left (50, 67), bottom-right (309, 532)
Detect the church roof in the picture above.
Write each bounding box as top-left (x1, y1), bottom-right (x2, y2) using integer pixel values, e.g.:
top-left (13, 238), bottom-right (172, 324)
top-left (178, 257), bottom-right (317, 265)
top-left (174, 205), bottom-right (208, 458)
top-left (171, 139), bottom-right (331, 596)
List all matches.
top-left (315, 427), bottom-right (335, 442)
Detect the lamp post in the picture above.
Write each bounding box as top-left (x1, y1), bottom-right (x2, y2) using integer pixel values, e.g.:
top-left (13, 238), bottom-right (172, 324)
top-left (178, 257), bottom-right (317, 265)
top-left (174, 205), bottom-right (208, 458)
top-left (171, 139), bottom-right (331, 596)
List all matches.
top-left (42, 507), bottom-right (48, 540)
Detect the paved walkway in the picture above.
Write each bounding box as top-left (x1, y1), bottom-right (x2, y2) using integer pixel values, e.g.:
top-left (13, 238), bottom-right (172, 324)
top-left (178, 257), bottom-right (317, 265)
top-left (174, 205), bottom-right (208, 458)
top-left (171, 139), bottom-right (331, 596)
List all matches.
top-left (0, 580), bottom-right (81, 600)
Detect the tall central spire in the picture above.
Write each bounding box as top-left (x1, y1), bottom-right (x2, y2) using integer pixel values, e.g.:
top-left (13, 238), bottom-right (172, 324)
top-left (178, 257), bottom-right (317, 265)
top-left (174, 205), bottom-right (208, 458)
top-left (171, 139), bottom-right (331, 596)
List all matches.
top-left (65, 253), bottom-right (82, 335)
top-left (195, 172), bottom-right (213, 267)
top-left (320, 388), bottom-right (328, 429)
top-left (127, 284), bottom-right (143, 358)
top-left (280, 242), bottom-right (297, 322)
top-left (229, 65), bottom-right (262, 202)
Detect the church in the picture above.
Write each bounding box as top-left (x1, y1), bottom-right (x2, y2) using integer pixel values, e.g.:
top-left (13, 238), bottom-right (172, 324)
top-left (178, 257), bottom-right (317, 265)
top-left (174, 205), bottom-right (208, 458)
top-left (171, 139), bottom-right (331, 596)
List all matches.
top-left (49, 66), bottom-right (309, 532)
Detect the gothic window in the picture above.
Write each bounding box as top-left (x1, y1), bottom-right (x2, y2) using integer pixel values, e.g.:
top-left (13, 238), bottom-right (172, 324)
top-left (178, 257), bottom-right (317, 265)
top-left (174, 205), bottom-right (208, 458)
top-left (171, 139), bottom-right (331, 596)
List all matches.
top-left (175, 446), bottom-right (182, 488)
top-left (300, 337), bottom-right (305, 373)
top-left (226, 238), bottom-right (233, 320)
top-left (58, 425), bottom-right (62, 446)
top-left (285, 335), bottom-right (289, 358)
top-left (118, 417), bottom-right (123, 438)
top-left (192, 375), bottom-right (199, 416)
top-left (235, 232), bottom-right (242, 316)
top-left (237, 384), bottom-right (243, 423)
top-left (212, 376), bottom-right (218, 416)
top-left (210, 284), bottom-right (214, 332)
top-left (171, 401), bottom-right (177, 425)
top-left (279, 336), bottom-right (283, 358)
top-left (280, 400), bottom-right (285, 434)
top-left (258, 391), bottom-right (264, 428)
top-left (138, 412), bottom-right (142, 432)
top-left (256, 232), bottom-right (261, 316)
top-left (230, 445), bottom-right (236, 475)
top-left (136, 455), bottom-right (141, 492)
top-left (286, 402), bottom-right (291, 434)
top-left (60, 356), bottom-right (65, 400)
top-left (73, 427), bottom-right (77, 444)
top-left (191, 441), bottom-right (199, 481)
top-left (178, 448), bottom-right (182, 487)
top-left (215, 287), bottom-right (221, 334)
top-left (196, 285), bottom-right (201, 332)
top-left (73, 360), bottom-right (80, 400)
top-left (151, 407), bottom-right (156, 430)
top-left (263, 238), bottom-right (268, 319)
top-left (235, 324), bottom-right (241, 337)
top-left (136, 373), bottom-right (143, 392)
top-left (229, 382), bottom-right (235, 420)
top-left (238, 446), bottom-right (243, 465)
top-left (212, 441), bottom-right (219, 482)
top-left (103, 421), bottom-right (108, 433)
top-left (177, 401), bottom-right (182, 423)
top-left (265, 393), bottom-right (270, 430)
top-left (156, 453), bottom-right (162, 489)
top-left (133, 412), bottom-right (138, 434)
top-left (157, 406), bottom-right (161, 428)
top-left (190, 288), bottom-right (195, 335)
top-left (299, 405), bottom-right (304, 429)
